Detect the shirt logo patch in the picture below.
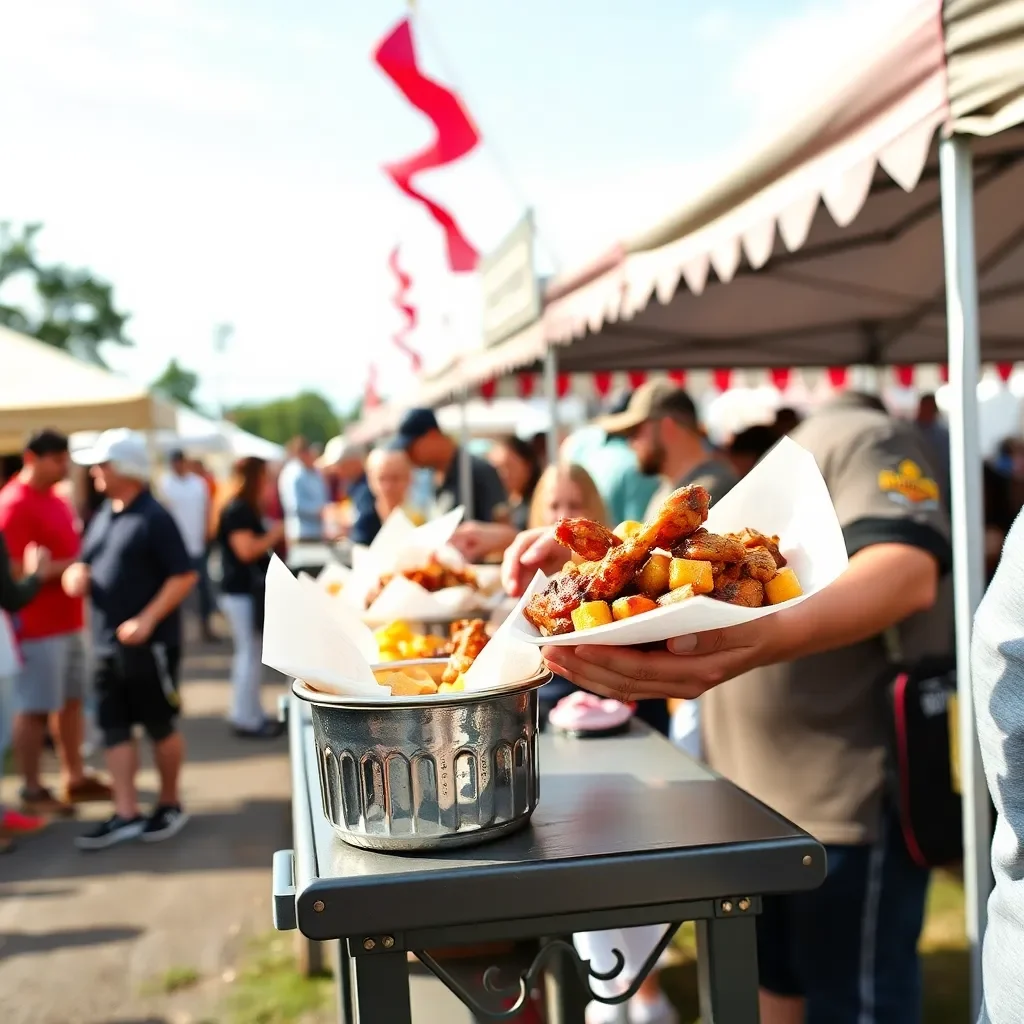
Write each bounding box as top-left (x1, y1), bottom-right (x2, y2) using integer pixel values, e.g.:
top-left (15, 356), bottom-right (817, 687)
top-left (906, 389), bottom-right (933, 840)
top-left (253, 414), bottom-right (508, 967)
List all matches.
top-left (878, 460), bottom-right (940, 508)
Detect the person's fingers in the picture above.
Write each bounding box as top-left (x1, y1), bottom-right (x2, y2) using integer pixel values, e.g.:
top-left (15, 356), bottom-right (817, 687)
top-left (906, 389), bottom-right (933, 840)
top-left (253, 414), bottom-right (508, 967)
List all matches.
top-left (573, 644), bottom-right (724, 687)
top-left (542, 646), bottom-right (712, 701)
top-left (520, 533), bottom-right (559, 566)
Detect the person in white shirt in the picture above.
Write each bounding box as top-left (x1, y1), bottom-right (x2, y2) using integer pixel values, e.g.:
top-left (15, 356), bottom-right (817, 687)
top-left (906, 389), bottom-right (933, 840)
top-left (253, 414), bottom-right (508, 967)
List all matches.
top-left (159, 450), bottom-right (214, 641)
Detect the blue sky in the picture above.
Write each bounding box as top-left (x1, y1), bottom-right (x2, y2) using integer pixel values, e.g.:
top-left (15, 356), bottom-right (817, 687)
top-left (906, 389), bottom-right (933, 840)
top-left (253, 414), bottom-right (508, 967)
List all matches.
top-left (0, 0), bottom-right (867, 414)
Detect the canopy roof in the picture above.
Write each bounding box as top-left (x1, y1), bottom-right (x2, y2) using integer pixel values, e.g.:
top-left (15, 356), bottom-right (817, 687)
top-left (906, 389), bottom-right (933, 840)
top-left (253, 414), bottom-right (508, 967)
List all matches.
top-left (0, 326), bottom-right (176, 453)
top-left (376, 0), bottom-right (1024, 420)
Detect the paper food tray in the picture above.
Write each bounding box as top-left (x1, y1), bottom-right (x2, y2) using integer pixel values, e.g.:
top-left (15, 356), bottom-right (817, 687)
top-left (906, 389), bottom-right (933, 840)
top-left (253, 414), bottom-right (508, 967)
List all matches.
top-left (510, 437), bottom-right (848, 647)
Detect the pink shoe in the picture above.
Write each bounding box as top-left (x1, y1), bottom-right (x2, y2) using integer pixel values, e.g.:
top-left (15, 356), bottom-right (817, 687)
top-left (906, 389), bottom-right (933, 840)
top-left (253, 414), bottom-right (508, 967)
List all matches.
top-left (548, 691), bottom-right (634, 737)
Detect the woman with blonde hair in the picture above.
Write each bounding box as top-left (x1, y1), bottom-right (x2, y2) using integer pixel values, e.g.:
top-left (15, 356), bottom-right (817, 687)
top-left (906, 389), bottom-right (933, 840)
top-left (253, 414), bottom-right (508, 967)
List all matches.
top-left (216, 457), bottom-right (285, 739)
top-left (528, 461), bottom-right (608, 530)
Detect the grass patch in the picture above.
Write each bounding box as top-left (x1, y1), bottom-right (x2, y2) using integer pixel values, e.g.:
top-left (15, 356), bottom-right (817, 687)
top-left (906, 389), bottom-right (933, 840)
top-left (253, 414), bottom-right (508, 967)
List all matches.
top-left (665, 871), bottom-right (968, 1024)
top-left (221, 933), bottom-right (334, 1024)
top-left (141, 965), bottom-right (201, 995)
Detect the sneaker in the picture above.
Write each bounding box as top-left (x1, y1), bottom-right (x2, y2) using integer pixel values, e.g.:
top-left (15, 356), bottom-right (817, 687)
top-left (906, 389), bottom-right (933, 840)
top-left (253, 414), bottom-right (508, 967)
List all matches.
top-left (141, 804), bottom-right (189, 843)
top-left (64, 773), bottom-right (114, 804)
top-left (232, 718), bottom-right (285, 740)
top-left (20, 786), bottom-right (74, 818)
top-left (0, 809), bottom-right (48, 838)
top-left (75, 814), bottom-right (145, 850)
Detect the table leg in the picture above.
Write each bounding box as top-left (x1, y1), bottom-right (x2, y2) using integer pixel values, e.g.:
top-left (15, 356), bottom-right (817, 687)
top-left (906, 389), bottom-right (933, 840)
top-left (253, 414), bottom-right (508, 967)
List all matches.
top-left (332, 940), bottom-right (352, 1023)
top-left (696, 916), bottom-right (760, 1023)
top-left (349, 950), bottom-right (413, 1024)
top-left (544, 949), bottom-right (589, 1024)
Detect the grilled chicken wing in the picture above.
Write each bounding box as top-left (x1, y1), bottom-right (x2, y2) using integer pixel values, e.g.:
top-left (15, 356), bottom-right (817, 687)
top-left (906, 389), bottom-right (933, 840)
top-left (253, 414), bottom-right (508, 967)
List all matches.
top-left (443, 619), bottom-right (488, 683)
top-left (712, 577), bottom-right (765, 608)
top-left (741, 546), bottom-right (778, 582)
top-left (730, 528), bottom-right (787, 568)
top-left (554, 518), bottom-right (622, 561)
top-left (525, 486), bottom-right (710, 634)
top-left (675, 528), bottom-right (747, 564)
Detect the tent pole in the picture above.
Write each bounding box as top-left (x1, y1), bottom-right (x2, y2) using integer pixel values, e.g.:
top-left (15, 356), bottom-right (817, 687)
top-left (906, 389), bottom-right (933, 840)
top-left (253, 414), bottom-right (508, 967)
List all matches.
top-left (938, 133), bottom-right (990, 1023)
top-left (458, 387), bottom-right (474, 521)
top-left (544, 347), bottom-right (559, 466)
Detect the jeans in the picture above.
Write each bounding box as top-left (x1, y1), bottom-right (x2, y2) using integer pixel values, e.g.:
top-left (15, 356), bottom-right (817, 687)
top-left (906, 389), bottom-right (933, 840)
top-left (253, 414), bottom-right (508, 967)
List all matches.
top-left (219, 594), bottom-right (265, 730)
top-left (192, 553), bottom-right (215, 624)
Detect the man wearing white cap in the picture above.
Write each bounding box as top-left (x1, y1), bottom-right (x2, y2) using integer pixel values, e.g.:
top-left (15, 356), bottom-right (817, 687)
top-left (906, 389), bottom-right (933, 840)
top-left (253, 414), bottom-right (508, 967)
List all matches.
top-left (63, 430), bottom-right (197, 850)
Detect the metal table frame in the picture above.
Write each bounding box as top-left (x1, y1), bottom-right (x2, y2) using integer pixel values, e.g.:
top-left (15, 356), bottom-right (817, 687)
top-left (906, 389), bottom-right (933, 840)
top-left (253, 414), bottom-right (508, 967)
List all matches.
top-left (275, 694), bottom-right (825, 1023)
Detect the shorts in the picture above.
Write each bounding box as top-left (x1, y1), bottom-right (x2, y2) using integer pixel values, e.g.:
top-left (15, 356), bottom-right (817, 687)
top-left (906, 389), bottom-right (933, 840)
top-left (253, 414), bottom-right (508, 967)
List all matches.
top-left (15, 631), bottom-right (87, 714)
top-left (95, 643), bottom-right (182, 748)
top-left (756, 808), bottom-right (930, 1024)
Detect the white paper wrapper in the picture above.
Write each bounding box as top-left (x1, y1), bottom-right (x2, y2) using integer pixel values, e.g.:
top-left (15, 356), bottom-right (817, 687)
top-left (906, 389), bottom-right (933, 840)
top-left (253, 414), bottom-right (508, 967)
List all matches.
top-left (262, 555), bottom-right (387, 696)
top-left (339, 506), bottom-right (502, 625)
top-left (263, 555), bottom-right (540, 697)
top-left (511, 437), bottom-right (848, 647)
top-left (461, 575), bottom-right (544, 691)
top-left (316, 562), bottom-right (351, 594)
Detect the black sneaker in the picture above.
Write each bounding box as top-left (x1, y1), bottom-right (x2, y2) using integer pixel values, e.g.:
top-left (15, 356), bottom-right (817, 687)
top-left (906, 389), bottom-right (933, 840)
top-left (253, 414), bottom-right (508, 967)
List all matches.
top-left (75, 814), bottom-right (145, 851)
top-left (232, 718), bottom-right (285, 740)
top-left (141, 804), bottom-right (189, 843)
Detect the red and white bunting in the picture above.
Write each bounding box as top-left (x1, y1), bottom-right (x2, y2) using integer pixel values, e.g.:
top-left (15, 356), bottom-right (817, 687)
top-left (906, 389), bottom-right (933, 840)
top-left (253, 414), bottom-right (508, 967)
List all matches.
top-left (465, 364), bottom-right (1020, 403)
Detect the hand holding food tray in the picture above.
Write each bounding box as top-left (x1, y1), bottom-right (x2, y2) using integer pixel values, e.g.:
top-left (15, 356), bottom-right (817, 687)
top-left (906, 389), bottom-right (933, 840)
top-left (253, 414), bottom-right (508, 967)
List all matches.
top-left (338, 507), bottom-right (502, 625)
top-left (510, 438), bottom-right (849, 648)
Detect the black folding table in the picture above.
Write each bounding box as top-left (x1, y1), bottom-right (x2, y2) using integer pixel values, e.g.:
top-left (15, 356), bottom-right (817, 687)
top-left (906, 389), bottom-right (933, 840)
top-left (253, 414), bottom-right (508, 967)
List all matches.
top-left (274, 694), bottom-right (825, 1022)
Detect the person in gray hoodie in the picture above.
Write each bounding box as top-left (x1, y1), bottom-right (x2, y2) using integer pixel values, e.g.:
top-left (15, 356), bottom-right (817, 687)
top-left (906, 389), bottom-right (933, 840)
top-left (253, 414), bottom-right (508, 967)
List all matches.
top-left (971, 511), bottom-right (1024, 1024)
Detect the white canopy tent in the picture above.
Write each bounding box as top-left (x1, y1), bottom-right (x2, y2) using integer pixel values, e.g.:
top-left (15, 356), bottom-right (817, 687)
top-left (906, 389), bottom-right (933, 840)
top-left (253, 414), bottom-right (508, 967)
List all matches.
top-left (0, 325), bottom-right (176, 453)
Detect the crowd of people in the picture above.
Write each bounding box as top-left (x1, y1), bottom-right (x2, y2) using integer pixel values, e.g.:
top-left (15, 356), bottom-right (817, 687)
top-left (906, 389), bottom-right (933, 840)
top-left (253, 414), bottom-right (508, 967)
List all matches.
top-left (2, 382), bottom-right (1024, 1021)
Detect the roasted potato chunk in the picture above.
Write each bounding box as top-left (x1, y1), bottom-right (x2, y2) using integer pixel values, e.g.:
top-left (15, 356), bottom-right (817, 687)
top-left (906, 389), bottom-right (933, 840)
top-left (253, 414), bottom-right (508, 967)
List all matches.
top-left (765, 568), bottom-right (803, 605)
top-left (636, 553), bottom-right (672, 597)
top-left (657, 584), bottom-right (695, 607)
top-left (381, 669), bottom-right (439, 696)
top-left (614, 520), bottom-right (644, 541)
top-left (438, 676), bottom-right (466, 693)
top-left (668, 558), bottom-right (714, 594)
top-left (571, 601), bottom-right (615, 631)
top-left (612, 595), bottom-right (659, 620)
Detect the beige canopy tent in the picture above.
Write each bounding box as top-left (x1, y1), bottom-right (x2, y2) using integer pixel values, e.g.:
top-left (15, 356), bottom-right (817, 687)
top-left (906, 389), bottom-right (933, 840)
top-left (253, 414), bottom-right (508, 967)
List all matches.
top-left (0, 325), bottom-right (175, 453)
top-left (396, 0), bottom-right (1024, 403)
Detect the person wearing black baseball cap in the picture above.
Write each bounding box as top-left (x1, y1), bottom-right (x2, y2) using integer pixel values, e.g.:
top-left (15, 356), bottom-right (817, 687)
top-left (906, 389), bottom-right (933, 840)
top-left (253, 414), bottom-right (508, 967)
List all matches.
top-left (598, 380), bottom-right (737, 516)
top-left (389, 408), bottom-right (508, 523)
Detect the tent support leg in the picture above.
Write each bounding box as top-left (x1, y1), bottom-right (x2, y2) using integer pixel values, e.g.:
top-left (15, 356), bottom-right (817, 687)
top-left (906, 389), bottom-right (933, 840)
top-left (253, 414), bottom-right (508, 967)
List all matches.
top-left (458, 386), bottom-right (475, 521)
top-left (938, 132), bottom-right (991, 1024)
top-left (544, 347), bottom-right (559, 465)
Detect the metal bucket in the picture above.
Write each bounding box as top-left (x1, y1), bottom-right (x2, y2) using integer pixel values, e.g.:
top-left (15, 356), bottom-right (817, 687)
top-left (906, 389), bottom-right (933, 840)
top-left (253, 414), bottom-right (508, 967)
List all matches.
top-left (293, 660), bottom-right (549, 852)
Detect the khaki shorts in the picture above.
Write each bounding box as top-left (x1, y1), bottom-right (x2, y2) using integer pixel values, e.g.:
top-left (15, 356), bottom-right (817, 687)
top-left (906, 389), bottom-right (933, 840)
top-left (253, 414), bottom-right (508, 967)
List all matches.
top-left (15, 631), bottom-right (87, 714)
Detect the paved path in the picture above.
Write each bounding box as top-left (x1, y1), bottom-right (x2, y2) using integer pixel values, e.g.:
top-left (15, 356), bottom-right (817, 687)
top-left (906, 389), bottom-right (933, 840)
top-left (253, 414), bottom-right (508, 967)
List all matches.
top-left (0, 643), bottom-right (293, 1024)
top-left (0, 640), bottom-right (475, 1024)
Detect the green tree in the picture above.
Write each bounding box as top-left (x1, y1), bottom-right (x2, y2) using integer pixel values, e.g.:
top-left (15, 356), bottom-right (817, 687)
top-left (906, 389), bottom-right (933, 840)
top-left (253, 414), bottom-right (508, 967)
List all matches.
top-left (229, 391), bottom-right (341, 446)
top-left (0, 222), bottom-right (131, 366)
top-left (151, 358), bottom-right (200, 409)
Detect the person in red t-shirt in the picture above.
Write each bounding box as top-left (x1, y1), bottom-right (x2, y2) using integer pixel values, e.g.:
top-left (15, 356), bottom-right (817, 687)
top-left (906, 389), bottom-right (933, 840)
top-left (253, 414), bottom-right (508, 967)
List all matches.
top-left (0, 430), bottom-right (112, 815)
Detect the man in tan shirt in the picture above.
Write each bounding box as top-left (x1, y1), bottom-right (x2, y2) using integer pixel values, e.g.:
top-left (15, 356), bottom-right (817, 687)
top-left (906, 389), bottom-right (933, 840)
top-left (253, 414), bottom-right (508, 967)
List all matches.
top-left (512, 392), bottom-right (952, 1024)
